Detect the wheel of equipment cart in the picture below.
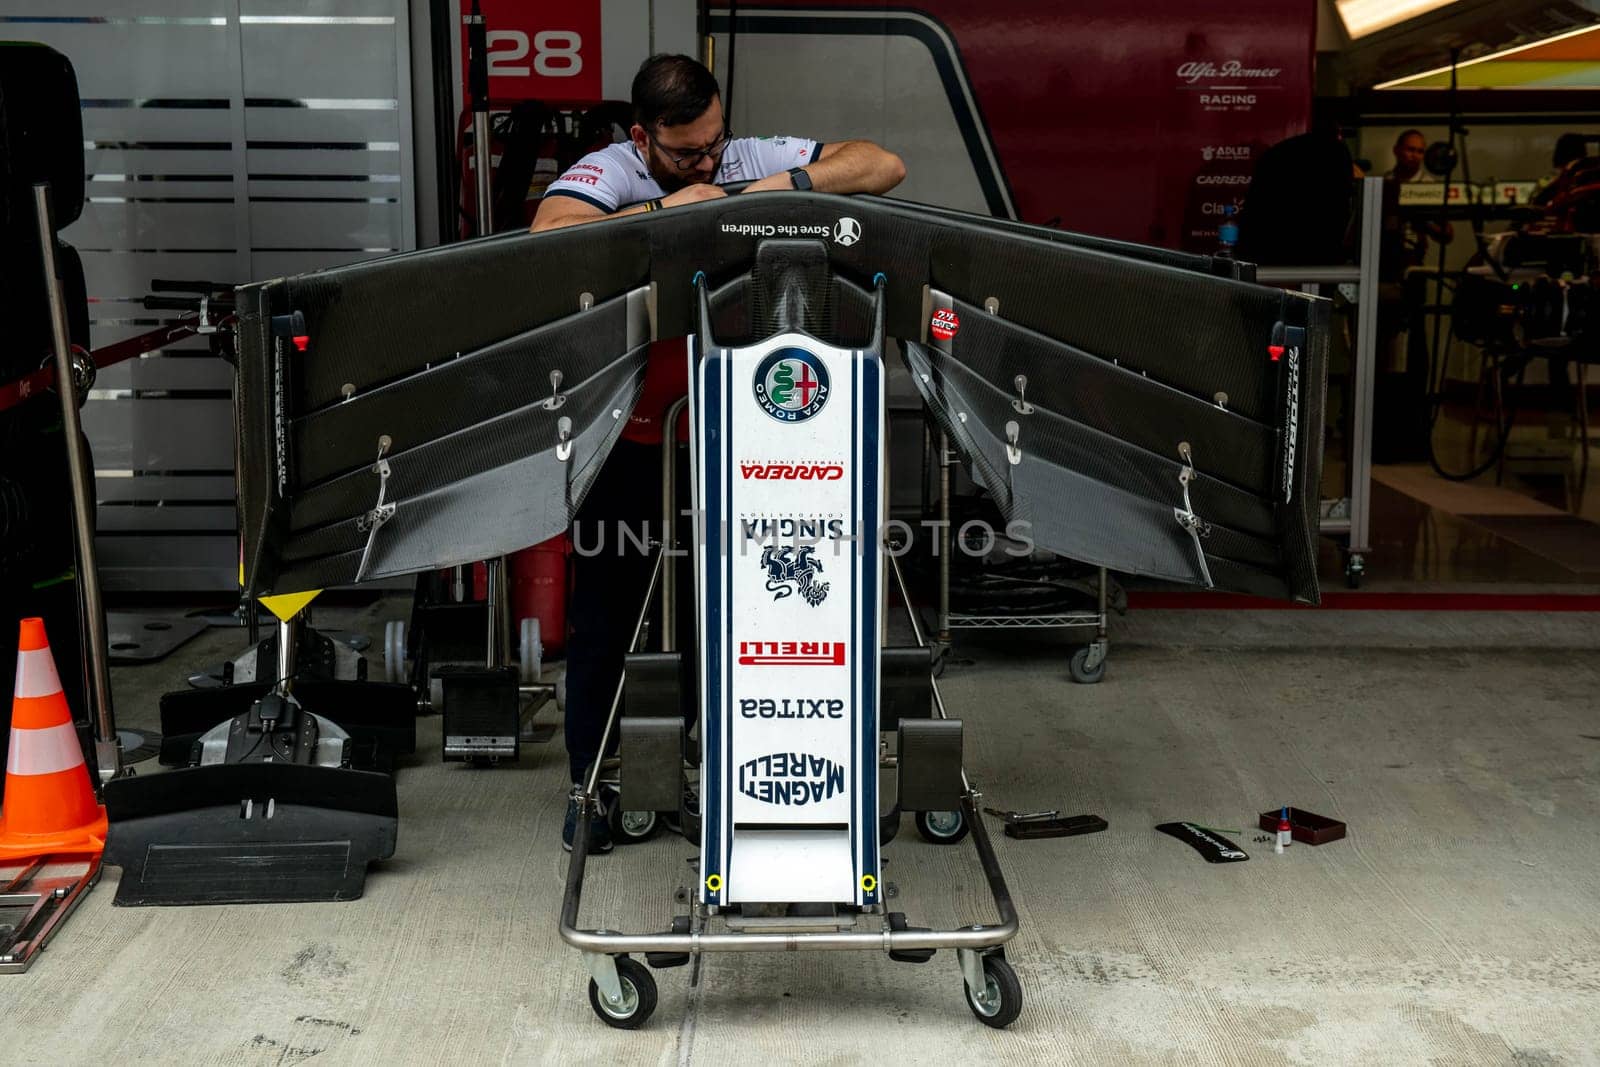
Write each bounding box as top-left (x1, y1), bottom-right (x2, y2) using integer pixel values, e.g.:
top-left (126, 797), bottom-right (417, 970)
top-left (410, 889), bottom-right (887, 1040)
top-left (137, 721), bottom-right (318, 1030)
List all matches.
top-left (1069, 645), bottom-right (1105, 685)
top-left (964, 954), bottom-right (1023, 1029)
top-left (383, 620), bottom-right (406, 684)
top-left (598, 783), bottom-right (658, 844)
top-left (519, 617), bottom-right (542, 683)
top-left (610, 806), bottom-right (659, 844)
top-left (588, 956), bottom-right (657, 1029)
top-left (1345, 553), bottom-right (1365, 589)
top-left (915, 808), bottom-right (969, 844)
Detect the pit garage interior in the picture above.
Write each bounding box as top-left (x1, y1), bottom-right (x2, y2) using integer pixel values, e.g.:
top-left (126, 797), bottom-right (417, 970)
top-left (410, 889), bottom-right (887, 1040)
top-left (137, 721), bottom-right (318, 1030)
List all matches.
top-left (2, 1), bottom-right (1599, 1063)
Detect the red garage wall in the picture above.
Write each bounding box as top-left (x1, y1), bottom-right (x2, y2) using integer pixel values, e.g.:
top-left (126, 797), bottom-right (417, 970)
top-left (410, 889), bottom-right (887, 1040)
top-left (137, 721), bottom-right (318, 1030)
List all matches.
top-left (726, 2), bottom-right (1316, 251)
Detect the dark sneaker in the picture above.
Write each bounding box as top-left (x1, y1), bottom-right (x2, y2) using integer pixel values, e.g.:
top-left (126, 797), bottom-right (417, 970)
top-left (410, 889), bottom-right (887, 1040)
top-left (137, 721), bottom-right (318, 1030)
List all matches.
top-left (562, 790), bottom-right (613, 854)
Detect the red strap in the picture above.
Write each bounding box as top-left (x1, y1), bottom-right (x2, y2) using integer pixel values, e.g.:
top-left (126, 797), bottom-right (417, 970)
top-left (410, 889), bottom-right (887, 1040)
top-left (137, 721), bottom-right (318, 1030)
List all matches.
top-left (0, 317), bottom-right (215, 414)
top-left (0, 364), bottom-right (57, 412)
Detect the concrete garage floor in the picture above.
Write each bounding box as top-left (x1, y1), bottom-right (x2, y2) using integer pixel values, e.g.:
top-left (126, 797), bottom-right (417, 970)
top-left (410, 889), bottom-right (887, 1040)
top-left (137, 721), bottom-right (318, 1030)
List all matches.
top-left (3, 598), bottom-right (1599, 1064)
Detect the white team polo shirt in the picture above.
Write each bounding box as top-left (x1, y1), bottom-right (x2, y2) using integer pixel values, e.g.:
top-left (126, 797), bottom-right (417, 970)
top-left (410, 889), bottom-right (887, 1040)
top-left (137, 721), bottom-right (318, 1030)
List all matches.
top-left (545, 136), bottom-right (822, 213)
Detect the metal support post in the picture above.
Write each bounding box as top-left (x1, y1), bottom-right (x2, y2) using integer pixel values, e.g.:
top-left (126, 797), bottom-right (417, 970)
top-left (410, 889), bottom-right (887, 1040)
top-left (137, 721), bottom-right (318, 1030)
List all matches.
top-left (33, 184), bottom-right (120, 783)
top-left (484, 557), bottom-right (510, 668)
top-left (937, 431), bottom-right (951, 646)
top-left (1348, 175), bottom-right (1382, 567)
top-left (466, 0), bottom-right (508, 662)
top-left (276, 614), bottom-right (298, 694)
top-left (466, 0), bottom-right (493, 239)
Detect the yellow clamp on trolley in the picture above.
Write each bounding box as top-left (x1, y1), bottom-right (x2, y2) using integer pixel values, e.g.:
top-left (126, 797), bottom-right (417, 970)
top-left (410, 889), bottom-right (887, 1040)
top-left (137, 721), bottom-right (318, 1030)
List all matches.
top-left (705, 874), bottom-right (723, 892)
top-left (860, 874), bottom-right (877, 893)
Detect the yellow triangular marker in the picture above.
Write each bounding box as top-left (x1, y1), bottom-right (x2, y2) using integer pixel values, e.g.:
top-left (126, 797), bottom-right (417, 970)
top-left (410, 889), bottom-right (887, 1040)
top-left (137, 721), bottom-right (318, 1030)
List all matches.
top-left (240, 558), bottom-right (323, 621)
top-left (259, 589), bottom-right (322, 622)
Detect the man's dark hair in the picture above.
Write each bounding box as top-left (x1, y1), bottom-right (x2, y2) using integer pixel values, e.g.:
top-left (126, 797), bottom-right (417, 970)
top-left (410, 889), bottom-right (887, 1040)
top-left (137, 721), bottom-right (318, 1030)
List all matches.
top-left (632, 54), bottom-right (720, 129)
top-left (1394, 128), bottom-right (1425, 148)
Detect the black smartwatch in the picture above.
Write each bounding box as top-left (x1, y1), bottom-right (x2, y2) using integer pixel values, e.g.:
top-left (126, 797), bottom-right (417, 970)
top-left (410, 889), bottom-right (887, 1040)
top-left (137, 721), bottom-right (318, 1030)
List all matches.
top-left (787, 166), bottom-right (812, 191)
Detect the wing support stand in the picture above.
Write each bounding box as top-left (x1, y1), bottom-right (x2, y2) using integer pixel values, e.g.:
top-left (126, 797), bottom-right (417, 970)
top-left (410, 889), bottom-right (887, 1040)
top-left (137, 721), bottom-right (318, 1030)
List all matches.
top-left (1173, 441), bottom-right (1214, 588)
top-left (354, 435), bottom-right (396, 583)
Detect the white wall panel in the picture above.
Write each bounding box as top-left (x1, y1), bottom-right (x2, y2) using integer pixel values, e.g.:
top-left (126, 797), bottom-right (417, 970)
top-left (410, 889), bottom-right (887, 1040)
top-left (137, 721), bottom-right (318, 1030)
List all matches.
top-left (3, 2), bottom-right (418, 590)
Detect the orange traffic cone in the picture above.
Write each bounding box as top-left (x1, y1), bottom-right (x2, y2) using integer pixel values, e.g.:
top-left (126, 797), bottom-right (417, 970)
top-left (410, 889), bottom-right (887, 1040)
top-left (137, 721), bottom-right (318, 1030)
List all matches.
top-left (0, 617), bottom-right (107, 859)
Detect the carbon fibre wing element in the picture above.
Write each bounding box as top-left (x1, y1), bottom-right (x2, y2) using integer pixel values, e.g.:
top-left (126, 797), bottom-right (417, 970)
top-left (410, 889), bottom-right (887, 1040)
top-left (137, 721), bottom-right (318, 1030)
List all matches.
top-left (235, 193), bottom-right (1326, 602)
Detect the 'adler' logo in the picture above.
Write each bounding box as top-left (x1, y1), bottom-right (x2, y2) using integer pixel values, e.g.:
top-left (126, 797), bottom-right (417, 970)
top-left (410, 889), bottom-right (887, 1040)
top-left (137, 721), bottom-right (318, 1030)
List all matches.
top-left (753, 348), bottom-right (830, 422)
top-left (833, 217), bottom-right (861, 246)
top-left (739, 752), bottom-right (847, 805)
top-left (760, 545), bottom-right (829, 606)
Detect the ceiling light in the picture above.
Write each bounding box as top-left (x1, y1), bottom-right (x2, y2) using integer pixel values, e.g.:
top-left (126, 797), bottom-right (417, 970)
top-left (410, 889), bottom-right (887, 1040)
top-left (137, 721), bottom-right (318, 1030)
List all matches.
top-left (1336, 0), bottom-right (1460, 40)
top-left (1372, 23), bottom-right (1600, 88)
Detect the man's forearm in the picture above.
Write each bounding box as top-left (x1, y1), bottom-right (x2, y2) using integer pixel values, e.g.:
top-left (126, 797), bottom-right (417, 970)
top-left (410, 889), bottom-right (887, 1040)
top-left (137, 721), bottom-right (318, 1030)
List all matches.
top-left (744, 140), bottom-right (906, 196)
top-left (810, 140), bottom-right (905, 194)
top-left (531, 198), bottom-right (651, 233)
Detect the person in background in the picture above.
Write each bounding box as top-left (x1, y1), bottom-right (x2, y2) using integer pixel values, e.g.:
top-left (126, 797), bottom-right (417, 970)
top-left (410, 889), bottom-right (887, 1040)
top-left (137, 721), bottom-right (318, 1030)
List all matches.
top-left (1375, 130), bottom-right (1453, 461)
top-left (1384, 129), bottom-right (1453, 273)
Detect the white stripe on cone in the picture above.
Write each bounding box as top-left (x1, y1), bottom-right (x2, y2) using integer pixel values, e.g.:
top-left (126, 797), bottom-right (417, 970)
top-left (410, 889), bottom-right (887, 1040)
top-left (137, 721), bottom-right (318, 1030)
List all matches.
top-left (7, 722), bottom-right (85, 776)
top-left (14, 647), bottom-right (64, 699)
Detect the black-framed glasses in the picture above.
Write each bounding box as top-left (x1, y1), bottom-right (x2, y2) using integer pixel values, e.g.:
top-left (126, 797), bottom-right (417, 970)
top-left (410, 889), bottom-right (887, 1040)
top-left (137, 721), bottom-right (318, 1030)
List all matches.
top-left (647, 128), bottom-right (731, 170)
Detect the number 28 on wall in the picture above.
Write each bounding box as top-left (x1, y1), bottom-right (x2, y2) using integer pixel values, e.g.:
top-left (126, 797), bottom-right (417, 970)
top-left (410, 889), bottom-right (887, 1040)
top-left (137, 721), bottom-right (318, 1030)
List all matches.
top-left (487, 30), bottom-right (583, 77)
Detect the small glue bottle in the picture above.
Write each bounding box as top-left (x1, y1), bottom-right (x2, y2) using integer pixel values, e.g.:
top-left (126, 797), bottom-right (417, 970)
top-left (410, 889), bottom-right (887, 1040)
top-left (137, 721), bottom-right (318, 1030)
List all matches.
top-left (1275, 806), bottom-right (1292, 854)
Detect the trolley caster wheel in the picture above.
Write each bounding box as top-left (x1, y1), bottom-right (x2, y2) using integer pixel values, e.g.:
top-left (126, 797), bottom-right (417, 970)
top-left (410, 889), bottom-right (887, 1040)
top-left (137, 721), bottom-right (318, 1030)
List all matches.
top-left (915, 808), bottom-right (969, 845)
top-left (383, 620), bottom-right (406, 684)
top-left (588, 956), bottom-right (657, 1029)
top-left (610, 806), bottom-right (659, 844)
top-left (1069, 645), bottom-right (1106, 685)
top-left (518, 617), bottom-right (542, 683)
top-left (963, 954), bottom-right (1023, 1029)
top-left (1345, 554), bottom-right (1365, 589)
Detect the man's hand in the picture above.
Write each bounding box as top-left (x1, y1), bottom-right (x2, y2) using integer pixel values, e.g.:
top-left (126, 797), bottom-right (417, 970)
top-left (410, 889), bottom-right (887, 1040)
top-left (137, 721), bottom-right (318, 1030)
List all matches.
top-left (740, 140), bottom-right (906, 196)
top-left (662, 183), bottom-right (728, 208)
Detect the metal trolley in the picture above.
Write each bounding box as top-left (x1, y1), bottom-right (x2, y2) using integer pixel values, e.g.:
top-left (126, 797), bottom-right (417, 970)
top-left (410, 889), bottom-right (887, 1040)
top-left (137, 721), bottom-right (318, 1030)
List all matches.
top-left (560, 329), bottom-right (1024, 1029)
top-left (560, 547), bottom-right (1022, 1030)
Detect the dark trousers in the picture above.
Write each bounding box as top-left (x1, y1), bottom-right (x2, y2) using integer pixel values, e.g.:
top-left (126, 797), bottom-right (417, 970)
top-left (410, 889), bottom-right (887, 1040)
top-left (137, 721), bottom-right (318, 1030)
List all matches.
top-left (564, 439), bottom-right (695, 784)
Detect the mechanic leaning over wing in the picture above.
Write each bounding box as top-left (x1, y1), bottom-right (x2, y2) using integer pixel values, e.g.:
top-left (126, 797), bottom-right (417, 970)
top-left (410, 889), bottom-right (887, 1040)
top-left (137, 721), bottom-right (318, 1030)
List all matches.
top-left (531, 53), bottom-right (905, 853)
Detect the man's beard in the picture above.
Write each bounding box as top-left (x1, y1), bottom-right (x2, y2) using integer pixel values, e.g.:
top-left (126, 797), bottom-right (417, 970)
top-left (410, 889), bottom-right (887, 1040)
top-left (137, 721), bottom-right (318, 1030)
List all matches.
top-left (644, 148), bottom-right (714, 193)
